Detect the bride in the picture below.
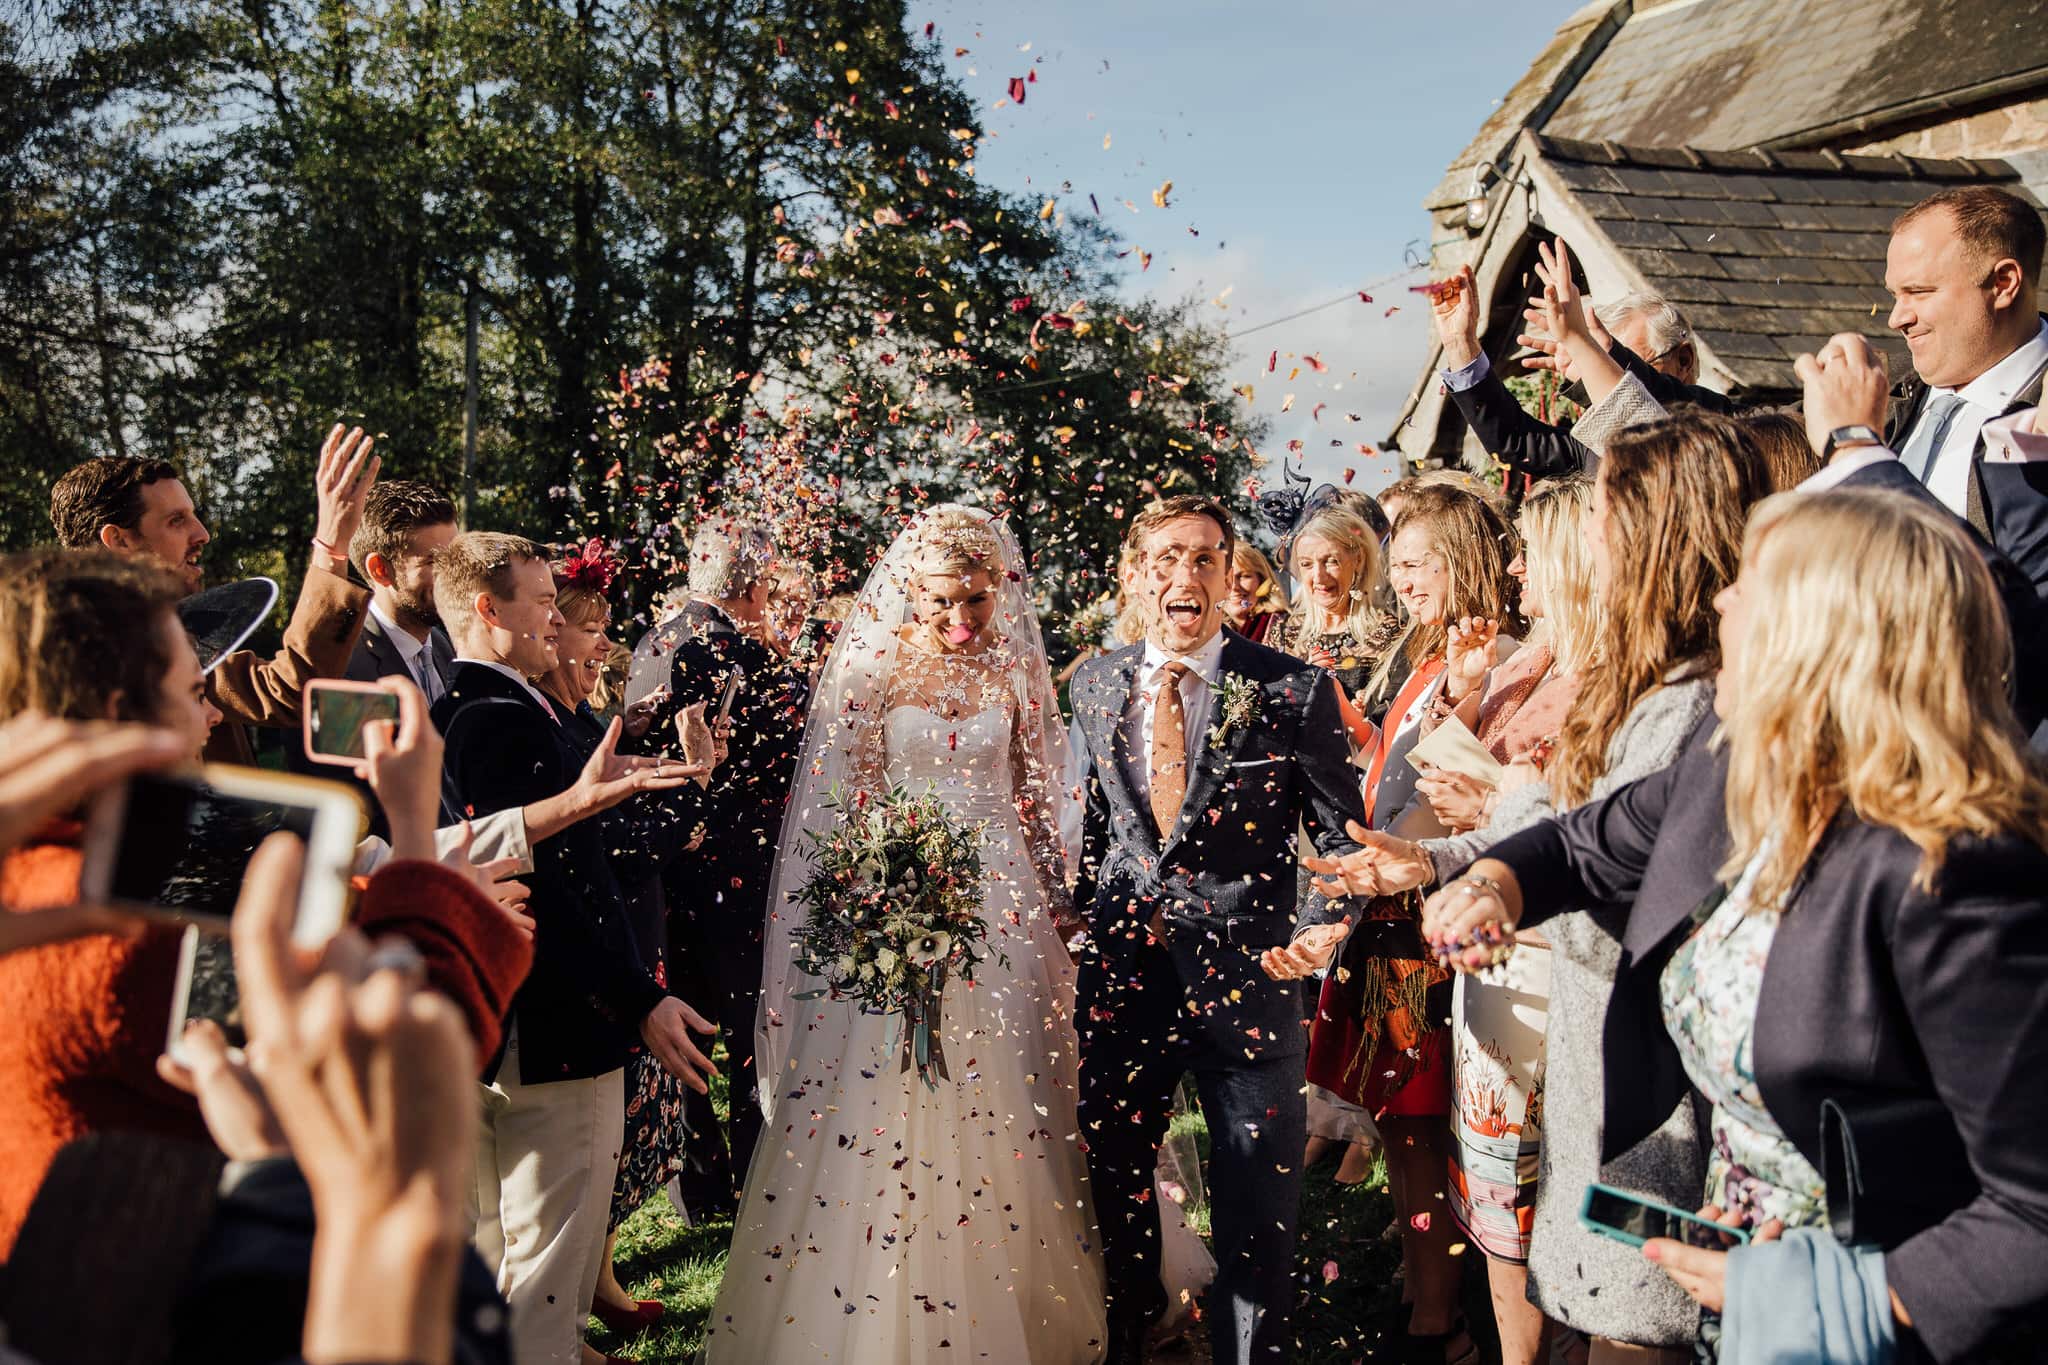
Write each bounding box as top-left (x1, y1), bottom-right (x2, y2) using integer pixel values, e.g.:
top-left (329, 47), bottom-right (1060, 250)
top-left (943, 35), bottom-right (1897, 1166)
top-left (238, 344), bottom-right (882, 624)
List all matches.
top-left (706, 505), bottom-right (1112, 1362)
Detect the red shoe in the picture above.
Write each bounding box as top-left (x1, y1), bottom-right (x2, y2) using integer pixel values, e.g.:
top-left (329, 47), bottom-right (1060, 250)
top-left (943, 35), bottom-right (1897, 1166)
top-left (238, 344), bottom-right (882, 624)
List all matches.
top-left (590, 1298), bottom-right (665, 1335)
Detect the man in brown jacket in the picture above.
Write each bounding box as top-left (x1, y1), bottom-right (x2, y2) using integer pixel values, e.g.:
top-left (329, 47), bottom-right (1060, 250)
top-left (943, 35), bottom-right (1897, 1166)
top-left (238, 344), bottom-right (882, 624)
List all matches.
top-left (48, 424), bottom-right (379, 763)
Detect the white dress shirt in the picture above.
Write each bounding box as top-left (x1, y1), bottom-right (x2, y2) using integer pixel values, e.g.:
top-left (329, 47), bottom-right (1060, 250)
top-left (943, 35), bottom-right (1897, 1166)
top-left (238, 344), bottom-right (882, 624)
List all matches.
top-left (370, 599), bottom-right (443, 703)
top-left (1796, 444), bottom-right (1901, 493)
top-left (1906, 318), bottom-right (2048, 513)
top-left (1120, 630), bottom-right (1228, 809)
top-left (459, 655), bottom-right (559, 719)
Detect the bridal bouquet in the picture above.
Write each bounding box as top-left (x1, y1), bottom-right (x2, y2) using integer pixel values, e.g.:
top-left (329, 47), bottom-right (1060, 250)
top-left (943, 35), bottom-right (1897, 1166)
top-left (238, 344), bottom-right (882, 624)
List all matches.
top-left (789, 786), bottom-right (995, 1088)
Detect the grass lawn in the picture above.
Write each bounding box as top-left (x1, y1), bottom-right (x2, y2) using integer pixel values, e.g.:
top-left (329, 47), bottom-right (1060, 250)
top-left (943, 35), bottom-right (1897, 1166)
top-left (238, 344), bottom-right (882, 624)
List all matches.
top-left (590, 1103), bottom-right (1502, 1364)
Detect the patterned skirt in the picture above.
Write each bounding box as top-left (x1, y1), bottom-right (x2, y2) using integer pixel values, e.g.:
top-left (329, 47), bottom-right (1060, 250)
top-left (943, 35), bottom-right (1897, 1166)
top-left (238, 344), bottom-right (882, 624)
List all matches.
top-left (609, 1049), bottom-right (691, 1232)
top-left (1446, 942), bottom-right (1550, 1263)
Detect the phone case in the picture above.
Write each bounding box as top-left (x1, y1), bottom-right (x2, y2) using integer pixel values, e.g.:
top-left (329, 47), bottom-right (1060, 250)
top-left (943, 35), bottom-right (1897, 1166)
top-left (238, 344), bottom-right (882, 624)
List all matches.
top-left (302, 678), bottom-right (399, 767)
top-left (1577, 1182), bottom-right (1750, 1249)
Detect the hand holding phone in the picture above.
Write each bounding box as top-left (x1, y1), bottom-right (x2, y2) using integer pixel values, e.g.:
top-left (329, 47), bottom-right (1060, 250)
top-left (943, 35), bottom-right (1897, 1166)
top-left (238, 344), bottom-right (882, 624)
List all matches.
top-left (353, 677), bottom-right (439, 863)
top-left (1579, 1183), bottom-right (1750, 1250)
top-left (304, 680), bottom-right (400, 766)
top-left (716, 666), bottom-right (744, 723)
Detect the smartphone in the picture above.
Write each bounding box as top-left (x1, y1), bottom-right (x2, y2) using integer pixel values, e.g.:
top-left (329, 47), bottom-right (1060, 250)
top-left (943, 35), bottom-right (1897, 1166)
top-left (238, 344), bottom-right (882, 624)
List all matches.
top-left (79, 764), bottom-right (363, 948)
top-left (716, 665), bottom-right (745, 722)
top-left (303, 679), bottom-right (400, 765)
top-left (1579, 1183), bottom-right (1750, 1250)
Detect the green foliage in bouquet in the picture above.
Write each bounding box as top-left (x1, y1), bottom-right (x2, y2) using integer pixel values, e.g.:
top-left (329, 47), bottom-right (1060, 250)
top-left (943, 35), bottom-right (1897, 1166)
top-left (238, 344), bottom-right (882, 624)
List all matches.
top-left (789, 785), bottom-right (997, 1088)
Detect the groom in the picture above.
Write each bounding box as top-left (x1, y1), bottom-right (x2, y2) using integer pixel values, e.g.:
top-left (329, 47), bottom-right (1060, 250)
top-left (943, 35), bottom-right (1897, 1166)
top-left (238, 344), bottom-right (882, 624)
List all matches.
top-left (1071, 495), bottom-right (1366, 1364)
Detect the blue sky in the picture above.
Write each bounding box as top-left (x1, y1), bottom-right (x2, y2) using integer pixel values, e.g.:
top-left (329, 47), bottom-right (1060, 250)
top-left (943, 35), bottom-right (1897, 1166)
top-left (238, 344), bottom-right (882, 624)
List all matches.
top-left (904, 0), bottom-right (1584, 494)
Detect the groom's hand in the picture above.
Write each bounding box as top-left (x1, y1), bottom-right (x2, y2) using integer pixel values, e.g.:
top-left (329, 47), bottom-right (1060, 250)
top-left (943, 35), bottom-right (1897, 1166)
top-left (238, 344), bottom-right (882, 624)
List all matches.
top-left (1260, 918), bottom-right (1350, 981)
top-left (1303, 820), bottom-right (1434, 899)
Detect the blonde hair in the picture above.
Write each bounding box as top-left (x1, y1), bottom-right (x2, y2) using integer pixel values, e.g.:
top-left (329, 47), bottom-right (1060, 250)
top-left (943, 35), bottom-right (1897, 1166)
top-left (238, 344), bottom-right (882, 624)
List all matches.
top-left (1231, 542), bottom-right (1285, 613)
top-left (433, 531), bottom-right (545, 641)
top-left (908, 507), bottom-right (1004, 580)
top-left (1113, 540), bottom-right (1148, 646)
top-left (588, 641), bottom-right (634, 719)
top-left (1721, 490), bottom-right (2048, 907)
top-left (1286, 507), bottom-right (1386, 640)
top-left (1517, 476), bottom-right (1599, 675)
top-left (1550, 415), bottom-right (1772, 808)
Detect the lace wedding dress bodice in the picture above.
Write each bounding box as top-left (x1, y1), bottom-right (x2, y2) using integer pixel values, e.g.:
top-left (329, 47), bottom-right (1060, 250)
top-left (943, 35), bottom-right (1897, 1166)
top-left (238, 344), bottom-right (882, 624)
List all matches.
top-left (883, 705), bottom-right (1017, 823)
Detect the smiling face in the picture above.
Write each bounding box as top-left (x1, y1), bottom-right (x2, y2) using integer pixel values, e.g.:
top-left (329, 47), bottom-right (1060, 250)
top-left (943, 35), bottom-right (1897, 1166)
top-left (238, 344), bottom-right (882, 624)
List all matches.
top-left (1387, 523), bottom-right (1451, 628)
top-left (483, 555), bottom-right (563, 677)
top-left (371, 519), bottom-right (456, 633)
top-left (1292, 532), bottom-right (1359, 622)
top-left (1886, 207), bottom-right (2017, 390)
top-left (1585, 468), bottom-right (1614, 594)
top-left (913, 569), bottom-right (998, 653)
top-left (1224, 566), bottom-right (1264, 624)
top-left (1712, 547), bottom-right (1759, 720)
top-left (1142, 514), bottom-right (1230, 654)
top-left (1508, 536), bottom-right (1541, 619)
top-left (118, 479), bottom-right (211, 595)
top-left (549, 605), bottom-right (613, 704)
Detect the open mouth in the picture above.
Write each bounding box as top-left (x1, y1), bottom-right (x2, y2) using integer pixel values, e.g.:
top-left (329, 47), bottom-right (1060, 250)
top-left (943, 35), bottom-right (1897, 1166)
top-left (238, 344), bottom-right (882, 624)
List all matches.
top-left (1163, 598), bottom-right (1204, 629)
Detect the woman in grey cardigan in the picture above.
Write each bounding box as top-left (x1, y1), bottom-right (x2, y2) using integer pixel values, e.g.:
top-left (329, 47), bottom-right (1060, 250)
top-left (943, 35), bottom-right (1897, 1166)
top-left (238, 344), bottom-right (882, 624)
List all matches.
top-left (1310, 414), bottom-right (1777, 1359)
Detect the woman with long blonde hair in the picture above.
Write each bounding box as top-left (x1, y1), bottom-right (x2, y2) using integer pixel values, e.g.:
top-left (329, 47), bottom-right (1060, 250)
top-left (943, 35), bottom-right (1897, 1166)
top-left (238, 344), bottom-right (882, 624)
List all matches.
top-left (1416, 488), bottom-right (2048, 1362)
top-left (1310, 415), bottom-right (1776, 1362)
top-left (1269, 505), bottom-right (1402, 711)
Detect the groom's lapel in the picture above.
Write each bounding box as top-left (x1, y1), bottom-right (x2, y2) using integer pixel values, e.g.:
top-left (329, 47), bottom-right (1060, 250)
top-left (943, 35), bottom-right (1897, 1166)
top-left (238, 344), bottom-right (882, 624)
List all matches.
top-left (1163, 633), bottom-right (1252, 854)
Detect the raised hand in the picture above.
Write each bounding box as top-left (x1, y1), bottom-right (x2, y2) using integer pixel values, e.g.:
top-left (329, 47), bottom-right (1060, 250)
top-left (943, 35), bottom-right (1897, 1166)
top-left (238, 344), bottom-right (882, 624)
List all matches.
top-left (312, 423), bottom-right (382, 557)
top-left (1429, 264), bottom-right (1483, 370)
top-left (674, 700), bottom-right (720, 786)
top-left (639, 995), bottom-right (719, 1093)
top-left (1259, 917), bottom-right (1352, 981)
top-left (622, 685), bottom-right (669, 739)
top-left (1792, 332), bottom-right (1890, 460)
top-left (1302, 818), bottom-right (1434, 899)
top-left (1443, 615), bottom-right (1499, 702)
top-left (1529, 237), bottom-right (1591, 347)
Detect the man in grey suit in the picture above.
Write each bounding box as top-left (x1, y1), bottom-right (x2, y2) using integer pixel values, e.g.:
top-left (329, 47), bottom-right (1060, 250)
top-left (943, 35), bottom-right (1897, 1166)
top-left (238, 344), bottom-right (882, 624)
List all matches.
top-left (1068, 495), bottom-right (1364, 1365)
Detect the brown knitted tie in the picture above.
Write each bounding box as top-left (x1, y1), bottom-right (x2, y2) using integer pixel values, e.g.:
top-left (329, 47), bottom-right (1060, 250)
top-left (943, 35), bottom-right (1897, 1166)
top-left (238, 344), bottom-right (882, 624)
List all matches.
top-left (1148, 661), bottom-right (1192, 839)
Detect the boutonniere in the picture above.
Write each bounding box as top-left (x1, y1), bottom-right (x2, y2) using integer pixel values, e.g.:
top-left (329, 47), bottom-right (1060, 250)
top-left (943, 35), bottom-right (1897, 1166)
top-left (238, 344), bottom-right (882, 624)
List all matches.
top-left (1208, 673), bottom-right (1263, 749)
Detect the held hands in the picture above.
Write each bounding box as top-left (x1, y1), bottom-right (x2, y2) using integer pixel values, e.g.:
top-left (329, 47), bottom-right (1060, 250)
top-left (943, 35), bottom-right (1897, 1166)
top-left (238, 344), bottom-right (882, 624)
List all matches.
top-left (1302, 819), bottom-right (1434, 900)
top-left (1259, 917), bottom-right (1352, 981)
top-left (1792, 332), bottom-right (1891, 460)
top-left (1643, 1204), bottom-right (1783, 1312)
top-left (1442, 615), bottom-right (1499, 702)
top-left (312, 424), bottom-right (381, 558)
top-left (639, 995), bottom-right (720, 1093)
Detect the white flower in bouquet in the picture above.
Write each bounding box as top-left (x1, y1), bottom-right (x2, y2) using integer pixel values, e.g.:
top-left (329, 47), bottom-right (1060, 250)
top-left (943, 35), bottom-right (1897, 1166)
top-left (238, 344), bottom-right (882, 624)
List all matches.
top-left (907, 931), bottom-right (952, 966)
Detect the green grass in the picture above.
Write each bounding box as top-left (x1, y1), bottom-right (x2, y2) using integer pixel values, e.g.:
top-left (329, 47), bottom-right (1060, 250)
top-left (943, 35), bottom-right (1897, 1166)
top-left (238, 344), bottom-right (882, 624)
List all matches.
top-left (590, 1100), bottom-right (1500, 1364)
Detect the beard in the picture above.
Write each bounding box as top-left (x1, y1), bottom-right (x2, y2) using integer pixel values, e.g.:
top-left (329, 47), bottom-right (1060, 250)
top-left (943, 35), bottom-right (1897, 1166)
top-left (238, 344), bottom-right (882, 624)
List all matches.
top-left (390, 583), bottom-right (442, 633)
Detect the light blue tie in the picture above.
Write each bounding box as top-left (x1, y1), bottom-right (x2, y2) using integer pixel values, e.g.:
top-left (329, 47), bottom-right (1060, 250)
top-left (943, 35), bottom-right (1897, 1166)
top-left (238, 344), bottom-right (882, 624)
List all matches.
top-left (1900, 392), bottom-right (1965, 484)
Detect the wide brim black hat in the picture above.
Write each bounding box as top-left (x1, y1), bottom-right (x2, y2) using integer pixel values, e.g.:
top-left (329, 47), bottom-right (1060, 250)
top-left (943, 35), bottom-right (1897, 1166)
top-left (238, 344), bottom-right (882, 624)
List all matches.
top-left (175, 577), bottom-right (278, 674)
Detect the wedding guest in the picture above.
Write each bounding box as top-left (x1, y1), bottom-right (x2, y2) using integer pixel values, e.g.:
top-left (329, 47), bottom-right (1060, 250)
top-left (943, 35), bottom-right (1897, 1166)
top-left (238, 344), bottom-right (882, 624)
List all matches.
top-left (432, 531), bottom-right (717, 1365)
top-left (1304, 482), bottom-right (1516, 1363)
top-left (755, 560), bottom-right (816, 660)
top-left (1221, 542), bottom-right (1287, 644)
top-left (1738, 411), bottom-right (1824, 491)
top-left (1423, 489), bottom-right (2048, 1364)
top-left (536, 544), bottom-right (717, 1344)
top-left (1268, 505), bottom-right (1405, 724)
top-left (47, 426), bottom-right (379, 764)
top-left (630, 516), bottom-right (805, 1214)
top-left (343, 479), bottom-right (459, 696)
top-left (1414, 475), bottom-right (1597, 1365)
top-left (1883, 186), bottom-right (2048, 591)
top-left (0, 548), bottom-right (530, 1259)
top-left (1315, 415), bottom-right (1776, 1362)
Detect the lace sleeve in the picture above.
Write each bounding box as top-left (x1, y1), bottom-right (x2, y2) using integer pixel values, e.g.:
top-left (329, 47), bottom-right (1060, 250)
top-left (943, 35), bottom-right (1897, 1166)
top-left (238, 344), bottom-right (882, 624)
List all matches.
top-left (1008, 693), bottom-right (1080, 932)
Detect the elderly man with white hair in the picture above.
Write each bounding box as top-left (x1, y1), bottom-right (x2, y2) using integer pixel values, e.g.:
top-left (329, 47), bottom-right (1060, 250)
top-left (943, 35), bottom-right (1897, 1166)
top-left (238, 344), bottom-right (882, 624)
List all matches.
top-left (1428, 250), bottom-right (1740, 476)
top-left (629, 513), bottom-right (807, 1214)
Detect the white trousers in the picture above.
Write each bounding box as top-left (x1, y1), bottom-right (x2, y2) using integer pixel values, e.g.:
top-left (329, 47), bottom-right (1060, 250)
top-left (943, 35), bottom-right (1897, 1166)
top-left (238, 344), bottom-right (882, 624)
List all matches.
top-left (470, 1025), bottom-right (624, 1365)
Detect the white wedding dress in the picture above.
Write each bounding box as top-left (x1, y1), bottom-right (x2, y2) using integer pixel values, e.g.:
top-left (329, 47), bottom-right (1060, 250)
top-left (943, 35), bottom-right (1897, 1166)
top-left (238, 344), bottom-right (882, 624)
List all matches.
top-left (705, 695), bottom-right (1110, 1363)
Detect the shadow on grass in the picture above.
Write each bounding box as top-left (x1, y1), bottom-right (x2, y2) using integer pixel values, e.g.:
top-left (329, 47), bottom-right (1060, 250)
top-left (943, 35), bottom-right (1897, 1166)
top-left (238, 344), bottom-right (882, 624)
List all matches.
top-left (595, 1109), bottom-right (1502, 1363)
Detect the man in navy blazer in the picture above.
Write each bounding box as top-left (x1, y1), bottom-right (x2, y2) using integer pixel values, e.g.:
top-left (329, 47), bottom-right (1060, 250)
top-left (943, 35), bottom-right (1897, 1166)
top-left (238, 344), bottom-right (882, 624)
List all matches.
top-left (431, 531), bottom-right (715, 1365)
top-left (1067, 496), bottom-right (1365, 1365)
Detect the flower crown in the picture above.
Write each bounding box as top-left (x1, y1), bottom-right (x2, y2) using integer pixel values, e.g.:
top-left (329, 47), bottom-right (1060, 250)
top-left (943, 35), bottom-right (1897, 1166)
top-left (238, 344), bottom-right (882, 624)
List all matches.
top-left (558, 538), bottom-right (622, 592)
